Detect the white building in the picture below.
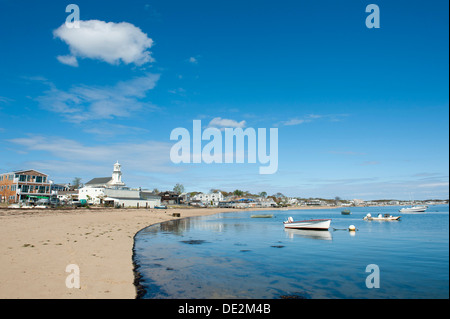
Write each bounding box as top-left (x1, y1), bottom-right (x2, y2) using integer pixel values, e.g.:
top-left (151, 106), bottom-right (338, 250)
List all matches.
top-left (78, 162), bottom-right (160, 208)
top-left (191, 192), bottom-right (224, 206)
top-left (352, 199), bottom-right (365, 206)
top-left (257, 197), bottom-right (277, 207)
top-left (103, 188), bottom-right (160, 208)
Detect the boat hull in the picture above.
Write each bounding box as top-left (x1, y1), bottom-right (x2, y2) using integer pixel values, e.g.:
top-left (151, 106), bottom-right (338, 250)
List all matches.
top-left (283, 219), bottom-right (331, 230)
top-left (363, 216), bottom-right (401, 221)
top-left (399, 206), bottom-right (427, 213)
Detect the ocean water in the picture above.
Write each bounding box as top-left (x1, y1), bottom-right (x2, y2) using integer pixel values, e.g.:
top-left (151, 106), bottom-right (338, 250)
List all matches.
top-left (133, 205), bottom-right (449, 299)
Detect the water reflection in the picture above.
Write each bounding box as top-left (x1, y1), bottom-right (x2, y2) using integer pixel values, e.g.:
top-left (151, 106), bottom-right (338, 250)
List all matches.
top-left (285, 229), bottom-right (333, 241)
top-left (134, 206), bottom-right (449, 299)
top-left (139, 214), bottom-right (258, 237)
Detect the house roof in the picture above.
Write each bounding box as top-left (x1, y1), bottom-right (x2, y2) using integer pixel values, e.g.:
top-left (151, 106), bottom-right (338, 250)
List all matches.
top-left (85, 177), bottom-right (112, 185)
top-left (12, 169), bottom-right (48, 176)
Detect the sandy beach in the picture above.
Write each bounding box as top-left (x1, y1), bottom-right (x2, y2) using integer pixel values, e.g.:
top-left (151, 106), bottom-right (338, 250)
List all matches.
top-left (0, 205), bottom-right (330, 299)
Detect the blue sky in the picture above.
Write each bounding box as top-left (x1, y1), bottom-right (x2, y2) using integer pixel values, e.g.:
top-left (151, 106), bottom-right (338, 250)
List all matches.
top-left (0, 0), bottom-right (448, 200)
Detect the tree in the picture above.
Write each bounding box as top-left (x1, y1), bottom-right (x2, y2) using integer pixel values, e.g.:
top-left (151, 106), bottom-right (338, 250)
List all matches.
top-left (259, 191), bottom-right (267, 198)
top-left (72, 177), bottom-right (82, 189)
top-left (233, 189), bottom-right (244, 196)
top-left (334, 196), bottom-right (342, 205)
top-left (173, 183), bottom-right (185, 194)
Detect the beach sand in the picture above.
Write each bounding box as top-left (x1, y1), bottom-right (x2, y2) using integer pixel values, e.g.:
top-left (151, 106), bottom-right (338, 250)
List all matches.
top-left (0, 205), bottom-right (331, 299)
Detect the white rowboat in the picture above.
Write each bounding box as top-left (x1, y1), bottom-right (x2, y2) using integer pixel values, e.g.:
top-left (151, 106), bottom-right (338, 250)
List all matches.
top-left (283, 217), bottom-right (331, 230)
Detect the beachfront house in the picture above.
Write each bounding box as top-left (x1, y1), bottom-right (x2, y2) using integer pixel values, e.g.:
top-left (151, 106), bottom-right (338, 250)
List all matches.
top-left (191, 191), bottom-right (224, 206)
top-left (0, 170), bottom-right (52, 203)
top-left (159, 191), bottom-right (181, 205)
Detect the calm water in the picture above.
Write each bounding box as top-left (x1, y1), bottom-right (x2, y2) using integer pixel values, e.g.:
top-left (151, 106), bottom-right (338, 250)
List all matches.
top-left (133, 205), bottom-right (449, 299)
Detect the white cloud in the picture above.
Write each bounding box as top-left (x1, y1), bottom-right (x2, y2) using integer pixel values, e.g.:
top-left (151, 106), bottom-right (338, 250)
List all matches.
top-left (8, 135), bottom-right (176, 175)
top-left (188, 57), bottom-right (198, 64)
top-left (56, 54), bottom-right (79, 67)
top-left (280, 118), bottom-right (307, 126)
top-left (36, 73), bottom-right (160, 122)
top-left (0, 96), bottom-right (13, 104)
top-left (208, 117), bottom-right (246, 129)
top-left (53, 20), bottom-right (154, 66)
top-left (278, 114), bottom-right (348, 126)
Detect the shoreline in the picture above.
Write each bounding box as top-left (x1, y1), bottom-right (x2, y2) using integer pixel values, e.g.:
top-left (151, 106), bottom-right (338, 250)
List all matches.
top-left (0, 205), bottom-right (337, 299)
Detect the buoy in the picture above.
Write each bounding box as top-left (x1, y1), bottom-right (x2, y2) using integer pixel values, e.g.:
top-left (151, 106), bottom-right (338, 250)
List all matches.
top-left (348, 225), bottom-right (356, 231)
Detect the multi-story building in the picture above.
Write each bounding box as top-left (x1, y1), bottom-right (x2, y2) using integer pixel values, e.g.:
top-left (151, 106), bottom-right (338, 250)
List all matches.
top-left (191, 192), bottom-right (224, 206)
top-left (0, 170), bottom-right (52, 203)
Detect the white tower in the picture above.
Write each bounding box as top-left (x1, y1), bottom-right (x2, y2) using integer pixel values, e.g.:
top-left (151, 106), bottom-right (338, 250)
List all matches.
top-left (110, 161), bottom-right (125, 187)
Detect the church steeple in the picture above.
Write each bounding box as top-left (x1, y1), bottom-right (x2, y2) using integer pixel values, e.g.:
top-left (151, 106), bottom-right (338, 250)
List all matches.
top-left (110, 161), bottom-right (125, 187)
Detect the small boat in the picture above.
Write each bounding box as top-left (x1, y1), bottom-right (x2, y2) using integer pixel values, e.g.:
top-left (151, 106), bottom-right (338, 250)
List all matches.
top-left (341, 209), bottom-right (351, 215)
top-left (154, 205), bottom-right (167, 209)
top-left (399, 205), bottom-right (427, 213)
top-left (363, 213), bottom-right (401, 221)
top-left (283, 217), bottom-right (331, 230)
top-left (251, 214), bottom-right (273, 218)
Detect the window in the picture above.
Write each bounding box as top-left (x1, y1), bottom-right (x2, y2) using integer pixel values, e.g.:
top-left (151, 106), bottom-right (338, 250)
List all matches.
top-left (19, 175), bottom-right (26, 182)
top-left (36, 176), bottom-right (43, 183)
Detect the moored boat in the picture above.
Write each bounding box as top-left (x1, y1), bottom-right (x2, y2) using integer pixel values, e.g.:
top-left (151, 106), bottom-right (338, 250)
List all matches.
top-left (341, 209), bottom-right (351, 215)
top-left (363, 213), bottom-right (401, 221)
top-left (154, 205), bottom-right (167, 209)
top-left (251, 214), bottom-right (273, 218)
top-left (399, 205), bottom-right (427, 213)
top-left (283, 217), bottom-right (331, 230)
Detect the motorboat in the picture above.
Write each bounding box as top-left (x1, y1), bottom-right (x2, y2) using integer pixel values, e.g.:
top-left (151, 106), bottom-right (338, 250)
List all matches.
top-left (363, 213), bottom-right (401, 221)
top-left (399, 205), bottom-right (427, 213)
top-left (283, 217), bottom-right (331, 230)
top-left (341, 209), bottom-right (351, 215)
